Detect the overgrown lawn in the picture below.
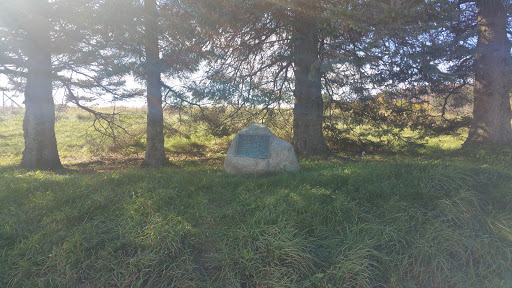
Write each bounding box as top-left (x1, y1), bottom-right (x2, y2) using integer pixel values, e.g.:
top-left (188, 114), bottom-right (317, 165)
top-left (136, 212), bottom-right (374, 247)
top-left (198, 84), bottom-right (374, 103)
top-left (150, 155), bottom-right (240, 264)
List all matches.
top-left (1, 108), bottom-right (511, 287)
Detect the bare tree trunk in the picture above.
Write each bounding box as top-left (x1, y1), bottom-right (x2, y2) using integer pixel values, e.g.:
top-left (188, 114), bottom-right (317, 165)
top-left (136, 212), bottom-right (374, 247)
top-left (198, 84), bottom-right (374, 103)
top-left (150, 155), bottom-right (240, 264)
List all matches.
top-left (292, 19), bottom-right (331, 157)
top-left (142, 0), bottom-right (166, 167)
top-left (465, 0), bottom-right (512, 145)
top-left (20, 0), bottom-right (62, 170)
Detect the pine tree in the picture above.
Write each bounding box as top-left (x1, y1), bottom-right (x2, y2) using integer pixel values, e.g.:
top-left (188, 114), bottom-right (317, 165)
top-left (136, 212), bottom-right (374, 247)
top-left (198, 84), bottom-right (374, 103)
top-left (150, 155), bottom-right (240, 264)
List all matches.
top-left (190, 0), bottom-right (370, 157)
top-left (100, 0), bottom-right (207, 167)
top-left (142, 0), bottom-right (166, 167)
top-left (1, 0), bottom-right (142, 169)
top-left (369, 0), bottom-right (512, 145)
top-left (465, 0), bottom-right (512, 145)
top-left (0, 0), bottom-right (63, 170)
top-left (291, 2), bottom-right (331, 156)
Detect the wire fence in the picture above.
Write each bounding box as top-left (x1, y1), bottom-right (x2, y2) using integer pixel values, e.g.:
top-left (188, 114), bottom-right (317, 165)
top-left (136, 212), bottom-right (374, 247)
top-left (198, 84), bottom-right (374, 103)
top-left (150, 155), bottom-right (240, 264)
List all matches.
top-left (1, 92), bottom-right (22, 111)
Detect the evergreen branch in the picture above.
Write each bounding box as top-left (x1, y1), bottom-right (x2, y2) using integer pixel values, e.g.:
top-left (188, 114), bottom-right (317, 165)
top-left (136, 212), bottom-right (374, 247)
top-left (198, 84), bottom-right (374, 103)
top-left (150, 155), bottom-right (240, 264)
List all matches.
top-left (161, 81), bottom-right (204, 112)
top-left (0, 66), bottom-right (27, 78)
top-left (59, 79), bottom-right (131, 144)
top-left (66, 68), bottom-right (133, 99)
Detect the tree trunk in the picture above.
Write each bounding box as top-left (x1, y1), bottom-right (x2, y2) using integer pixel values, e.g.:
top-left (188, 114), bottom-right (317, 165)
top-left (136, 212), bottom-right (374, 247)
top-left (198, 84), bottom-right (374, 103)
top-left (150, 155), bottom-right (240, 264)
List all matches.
top-left (465, 0), bottom-right (512, 145)
top-left (20, 0), bottom-right (62, 170)
top-left (292, 19), bottom-right (331, 157)
top-left (142, 0), bottom-right (166, 167)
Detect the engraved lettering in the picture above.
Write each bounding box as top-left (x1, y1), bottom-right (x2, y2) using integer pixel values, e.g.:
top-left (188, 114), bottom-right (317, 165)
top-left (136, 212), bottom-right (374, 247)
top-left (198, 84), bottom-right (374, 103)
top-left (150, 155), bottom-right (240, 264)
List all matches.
top-left (235, 134), bottom-right (270, 159)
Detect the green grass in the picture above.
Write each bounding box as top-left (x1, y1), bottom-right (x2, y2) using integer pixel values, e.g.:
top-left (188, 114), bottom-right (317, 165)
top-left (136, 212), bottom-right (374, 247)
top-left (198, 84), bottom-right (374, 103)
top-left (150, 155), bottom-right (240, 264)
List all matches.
top-left (1, 108), bottom-right (511, 287)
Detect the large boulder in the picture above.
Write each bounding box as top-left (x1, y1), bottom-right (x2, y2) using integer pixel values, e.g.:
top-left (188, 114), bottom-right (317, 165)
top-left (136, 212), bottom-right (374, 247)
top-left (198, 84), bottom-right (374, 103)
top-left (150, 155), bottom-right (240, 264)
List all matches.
top-left (224, 124), bottom-right (300, 175)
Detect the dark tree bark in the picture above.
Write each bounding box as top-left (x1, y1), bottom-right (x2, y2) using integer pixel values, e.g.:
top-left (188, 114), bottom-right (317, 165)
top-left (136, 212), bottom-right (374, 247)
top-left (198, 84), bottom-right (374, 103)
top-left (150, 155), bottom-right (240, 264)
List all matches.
top-left (465, 0), bottom-right (512, 145)
top-left (292, 18), bottom-right (331, 157)
top-left (142, 0), bottom-right (166, 167)
top-left (20, 0), bottom-right (62, 170)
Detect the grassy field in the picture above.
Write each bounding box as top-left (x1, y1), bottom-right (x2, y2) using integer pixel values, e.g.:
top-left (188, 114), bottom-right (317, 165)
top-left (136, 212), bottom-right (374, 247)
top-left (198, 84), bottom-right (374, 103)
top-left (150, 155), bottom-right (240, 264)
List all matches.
top-left (1, 108), bottom-right (511, 287)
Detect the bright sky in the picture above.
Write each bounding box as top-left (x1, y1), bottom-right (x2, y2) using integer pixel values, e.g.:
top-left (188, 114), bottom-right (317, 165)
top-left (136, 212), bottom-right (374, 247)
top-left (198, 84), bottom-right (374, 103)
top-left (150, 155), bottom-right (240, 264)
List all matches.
top-left (0, 68), bottom-right (209, 108)
top-left (0, 73), bottom-right (148, 108)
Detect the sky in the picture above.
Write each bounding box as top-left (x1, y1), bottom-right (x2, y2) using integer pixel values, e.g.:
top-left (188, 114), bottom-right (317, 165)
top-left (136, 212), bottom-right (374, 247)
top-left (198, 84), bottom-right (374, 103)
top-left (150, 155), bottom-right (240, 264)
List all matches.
top-left (0, 73), bottom-right (147, 108)
top-left (0, 73), bottom-right (213, 109)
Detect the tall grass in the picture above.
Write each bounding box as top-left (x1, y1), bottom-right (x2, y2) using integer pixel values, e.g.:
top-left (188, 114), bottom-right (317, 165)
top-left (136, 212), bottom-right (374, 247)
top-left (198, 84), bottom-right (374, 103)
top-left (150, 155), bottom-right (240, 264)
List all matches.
top-left (1, 108), bottom-right (511, 287)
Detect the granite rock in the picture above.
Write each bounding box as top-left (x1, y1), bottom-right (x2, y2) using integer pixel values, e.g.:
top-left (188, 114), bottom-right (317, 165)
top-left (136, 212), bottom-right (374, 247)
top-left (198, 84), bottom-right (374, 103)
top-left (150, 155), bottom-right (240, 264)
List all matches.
top-left (224, 124), bottom-right (300, 175)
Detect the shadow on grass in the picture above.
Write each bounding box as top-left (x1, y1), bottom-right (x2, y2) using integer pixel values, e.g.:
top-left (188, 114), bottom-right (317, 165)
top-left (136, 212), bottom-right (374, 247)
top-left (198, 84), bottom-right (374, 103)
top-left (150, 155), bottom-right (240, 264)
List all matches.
top-left (65, 157), bottom-right (143, 173)
top-left (0, 165), bottom-right (21, 174)
top-left (0, 164), bottom-right (93, 176)
top-left (1, 150), bottom-right (511, 287)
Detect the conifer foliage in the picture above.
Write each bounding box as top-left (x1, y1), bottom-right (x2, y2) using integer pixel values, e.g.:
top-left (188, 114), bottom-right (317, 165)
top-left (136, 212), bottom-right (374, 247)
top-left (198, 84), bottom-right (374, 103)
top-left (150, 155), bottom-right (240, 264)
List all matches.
top-left (0, 0), bottom-right (511, 169)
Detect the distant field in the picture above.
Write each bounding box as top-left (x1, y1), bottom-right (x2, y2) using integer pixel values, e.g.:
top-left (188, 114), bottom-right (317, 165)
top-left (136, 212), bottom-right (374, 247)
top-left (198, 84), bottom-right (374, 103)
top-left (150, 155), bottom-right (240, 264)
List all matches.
top-left (0, 107), bottom-right (234, 168)
top-left (0, 106), bottom-right (470, 167)
top-left (1, 108), bottom-right (511, 287)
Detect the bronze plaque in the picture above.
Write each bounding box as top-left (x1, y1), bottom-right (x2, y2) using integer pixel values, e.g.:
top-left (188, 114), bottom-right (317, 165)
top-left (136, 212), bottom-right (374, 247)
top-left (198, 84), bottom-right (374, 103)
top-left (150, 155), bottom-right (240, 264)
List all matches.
top-left (235, 134), bottom-right (270, 159)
